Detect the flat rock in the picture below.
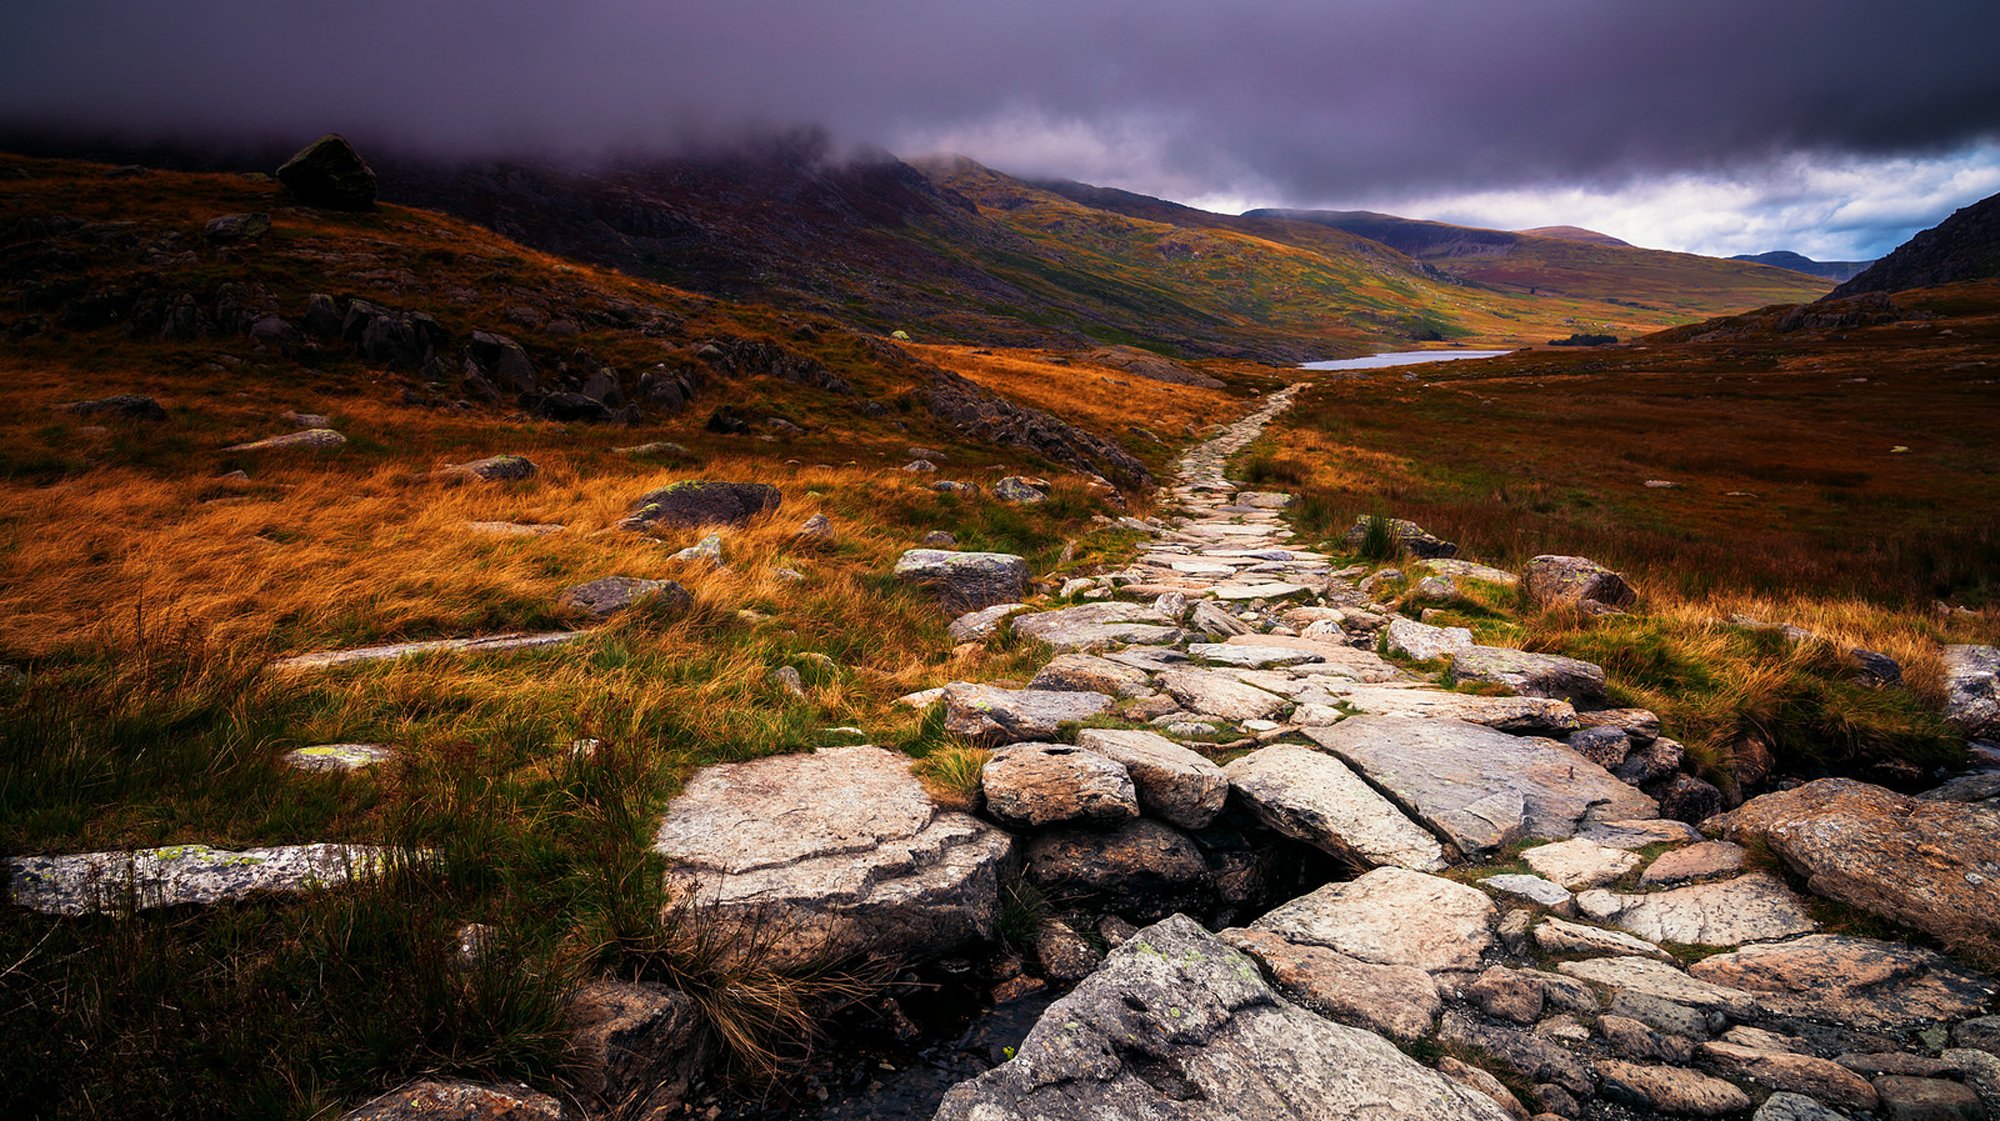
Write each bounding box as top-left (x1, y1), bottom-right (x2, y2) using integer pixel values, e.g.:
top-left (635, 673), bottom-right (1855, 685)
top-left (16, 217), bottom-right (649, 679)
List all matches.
top-left (893, 550), bottom-right (1032, 612)
top-left (1597, 1060), bottom-right (1752, 1117)
top-left (1158, 668), bottom-right (1289, 721)
top-left (622, 480), bottom-right (780, 531)
top-left (557, 576), bottom-right (692, 620)
top-left (466, 521), bottom-right (564, 537)
top-left (1009, 602), bottom-right (1181, 650)
top-left (1534, 915), bottom-right (1673, 960)
top-left (1029, 653), bottom-right (1154, 697)
top-left (1695, 1042), bottom-right (1880, 1112)
top-left (1250, 867), bottom-right (1495, 973)
top-left (653, 746), bottom-right (1012, 966)
top-left (439, 454), bottom-right (536, 482)
top-left (340, 1078), bottom-right (561, 1121)
top-left (980, 743), bottom-right (1139, 829)
top-left (272, 631), bottom-right (583, 671)
top-left (1557, 956), bottom-right (1763, 1019)
top-left (1210, 581), bottom-right (1311, 601)
top-left (933, 915), bottom-right (1514, 1121)
top-left (1578, 817), bottom-right (1704, 849)
top-left (1641, 841), bottom-right (1748, 886)
top-left (1223, 744), bottom-right (1447, 871)
top-left (1308, 716), bottom-right (1657, 858)
top-left (945, 602), bottom-right (1030, 643)
top-left (1187, 642), bottom-right (1323, 668)
top-left (942, 684), bottom-right (1113, 745)
top-left (282, 743), bottom-right (393, 772)
top-left (1707, 778), bottom-right (2000, 951)
top-left (1385, 616), bottom-right (1476, 661)
top-left (1689, 934), bottom-right (1996, 1031)
top-left (1437, 1011), bottom-right (1593, 1097)
top-left (8, 843), bottom-right (396, 914)
top-left (1425, 558), bottom-right (1520, 587)
top-left (1220, 926), bottom-right (1443, 1040)
top-left (1482, 873), bottom-right (1576, 913)
top-left (1591, 872), bottom-right (1818, 947)
top-left (226, 428), bottom-right (346, 452)
top-left (1522, 838), bottom-right (1642, 889)
top-left (1075, 728), bottom-right (1228, 830)
top-left (1312, 686), bottom-right (1580, 733)
top-left (1449, 646), bottom-right (1608, 704)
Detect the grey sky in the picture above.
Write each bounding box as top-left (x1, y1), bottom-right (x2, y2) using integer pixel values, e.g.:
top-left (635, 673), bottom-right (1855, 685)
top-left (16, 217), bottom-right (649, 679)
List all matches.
top-left (4, 0), bottom-right (1997, 257)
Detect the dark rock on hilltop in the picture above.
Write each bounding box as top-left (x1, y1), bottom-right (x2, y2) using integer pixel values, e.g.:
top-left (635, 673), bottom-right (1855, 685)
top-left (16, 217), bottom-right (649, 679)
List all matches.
top-left (1829, 190), bottom-right (2000, 298)
top-left (276, 134), bottom-right (377, 212)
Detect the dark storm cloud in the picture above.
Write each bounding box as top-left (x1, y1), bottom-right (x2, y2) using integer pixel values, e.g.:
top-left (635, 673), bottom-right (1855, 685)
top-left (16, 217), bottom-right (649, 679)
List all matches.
top-left (3, 0), bottom-right (1998, 218)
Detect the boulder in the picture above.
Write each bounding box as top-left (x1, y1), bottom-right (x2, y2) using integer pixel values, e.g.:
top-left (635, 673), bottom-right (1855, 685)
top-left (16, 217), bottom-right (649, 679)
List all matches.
top-left (556, 576), bottom-right (691, 620)
top-left (1385, 616), bottom-right (1475, 662)
top-left (1522, 555), bottom-right (1636, 612)
top-left (340, 1078), bottom-right (561, 1121)
top-left (1306, 716), bottom-right (1658, 858)
top-left (893, 549), bottom-right (1032, 613)
top-left (1706, 778), bottom-right (2000, 949)
top-left (1873, 1076), bottom-right (1983, 1121)
top-left (282, 743), bottom-right (393, 772)
top-left (7, 843), bottom-right (396, 915)
top-left (466, 331), bottom-right (538, 393)
top-left (59, 394), bottom-right (167, 421)
top-left (277, 133), bottom-right (377, 210)
top-left (1689, 934), bottom-right (1995, 1031)
top-left (1249, 867), bottom-right (1496, 973)
top-left (1023, 819), bottom-right (1209, 908)
top-left (1596, 1060), bottom-right (1752, 1117)
top-left (1033, 918), bottom-right (1102, 982)
top-left (931, 915), bottom-right (1514, 1121)
top-left (622, 481), bottom-right (781, 532)
top-left (1614, 736), bottom-right (1685, 785)
top-left (567, 980), bottom-right (708, 1119)
top-left (1568, 725), bottom-right (1633, 769)
top-left (204, 212), bottom-right (271, 243)
top-left (1341, 516), bottom-right (1459, 559)
top-left (1579, 707), bottom-right (1663, 744)
top-left (1223, 744), bottom-right (1447, 871)
top-left (943, 684), bottom-right (1113, 745)
top-left (1449, 646), bottom-right (1608, 704)
top-left (225, 428), bottom-right (345, 452)
top-left (439, 454), bottom-right (536, 482)
top-left (1030, 653), bottom-right (1154, 698)
top-left (653, 746), bottom-right (1013, 966)
top-left (979, 743), bottom-right (1139, 828)
top-left (1648, 773), bottom-right (1724, 824)
top-left (1219, 927), bottom-right (1443, 1040)
top-left (1694, 1042), bottom-right (1879, 1113)
top-left (993, 476), bottom-right (1047, 503)
top-left (1158, 668), bottom-right (1288, 721)
top-left (1754, 1092), bottom-right (1849, 1121)
top-left (1944, 645), bottom-right (2000, 736)
top-left (1074, 728), bottom-right (1228, 830)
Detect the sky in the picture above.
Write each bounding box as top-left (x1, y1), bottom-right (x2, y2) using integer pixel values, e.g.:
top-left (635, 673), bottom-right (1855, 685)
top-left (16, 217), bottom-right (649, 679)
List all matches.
top-left (4, 0), bottom-right (1999, 260)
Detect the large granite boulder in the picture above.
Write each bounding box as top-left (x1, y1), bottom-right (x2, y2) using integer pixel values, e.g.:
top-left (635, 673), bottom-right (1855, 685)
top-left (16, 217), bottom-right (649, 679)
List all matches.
top-left (277, 133), bottom-right (377, 211)
top-left (931, 915), bottom-right (1514, 1121)
top-left (942, 684), bottom-right (1113, 745)
top-left (980, 743), bottom-right (1139, 829)
top-left (1944, 644), bottom-right (2000, 736)
top-left (1448, 645), bottom-right (1608, 704)
top-left (1075, 728), bottom-right (1228, 829)
top-left (1706, 778), bottom-right (2000, 950)
top-left (1223, 744), bottom-right (1446, 871)
top-left (893, 550), bottom-right (1032, 613)
top-left (622, 481), bottom-right (781, 532)
top-left (1306, 716), bottom-right (1658, 858)
top-left (1522, 555), bottom-right (1636, 612)
top-left (652, 746), bottom-right (1013, 966)
top-left (7, 843), bottom-right (396, 915)
top-left (1248, 867), bottom-right (1497, 973)
top-left (1689, 934), bottom-right (1996, 1031)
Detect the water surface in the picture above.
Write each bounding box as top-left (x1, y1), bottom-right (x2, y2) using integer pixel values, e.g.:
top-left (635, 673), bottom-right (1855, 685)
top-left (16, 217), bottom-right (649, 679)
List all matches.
top-left (1300, 349), bottom-right (1513, 371)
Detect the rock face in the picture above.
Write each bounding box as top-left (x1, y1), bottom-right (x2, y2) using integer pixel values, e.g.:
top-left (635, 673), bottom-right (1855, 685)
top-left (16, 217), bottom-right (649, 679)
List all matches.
top-left (931, 915), bottom-right (1513, 1121)
top-left (7, 843), bottom-right (396, 915)
top-left (340, 1078), bottom-right (562, 1121)
top-left (556, 576), bottom-right (692, 620)
top-left (1944, 644), bottom-right (2000, 736)
top-left (1307, 716), bottom-right (1657, 857)
top-left (1074, 728), bottom-right (1228, 829)
top-left (1707, 778), bottom-right (2000, 949)
top-left (622, 481), bottom-right (781, 531)
top-left (1224, 744), bottom-right (1446, 871)
top-left (652, 746), bottom-right (1013, 966)
top-left (1448, 645), bottom-right (1607, 703)
top-left (1341, 516), bottom-right (1459, 559)
top-left (1250, 867), bottom-right (1496, 973)
top-left (1522, 554), bottom-right (1636, 612)
top-left (277, 133), bottom-right (377, 210)
top-left (942, 684), bottom-right (1113, 745)
top-left (893, 550), bottom-right (1032, 612)
top-left (979, 743), bottom-right (1139, 829)
top-left (1689, 934), bottom-right (1996, 1030)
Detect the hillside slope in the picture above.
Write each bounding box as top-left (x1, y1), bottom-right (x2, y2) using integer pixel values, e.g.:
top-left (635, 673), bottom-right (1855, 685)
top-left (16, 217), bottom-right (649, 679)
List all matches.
top-left (1730, 250), bottom-right (1873, 282)
top-left (1244, 207), bottom-right (1832, 312)
top-left (1827, 190), bottom-right (2000, 298)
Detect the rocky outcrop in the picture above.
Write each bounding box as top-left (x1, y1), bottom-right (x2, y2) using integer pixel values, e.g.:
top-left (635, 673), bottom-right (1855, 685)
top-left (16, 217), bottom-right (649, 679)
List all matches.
top-left (652, 746), bottom-right (1013, 966)
top-left (1707, 778), bottom-right (2000, 950)
top-left (277, 133), bottom-right (377, 211)
top-left (894, 550), bottom-right (1032, 613)
top-left (1522, 555), bottom-right (1636, 612)
top-left (1689, 934), bottom-right (1995, 1031)
top-left (931, 915), bottom-right (1513, 1121)
top-left (1827, 189), bottom-right (2000, 298)
top-left (620, 481), bottom-right (781, 531)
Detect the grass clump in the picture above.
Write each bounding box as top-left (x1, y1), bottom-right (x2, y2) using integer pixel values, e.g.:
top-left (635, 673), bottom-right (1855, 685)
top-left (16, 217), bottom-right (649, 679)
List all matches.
top-left (913, 745), bottom-right (991, 812)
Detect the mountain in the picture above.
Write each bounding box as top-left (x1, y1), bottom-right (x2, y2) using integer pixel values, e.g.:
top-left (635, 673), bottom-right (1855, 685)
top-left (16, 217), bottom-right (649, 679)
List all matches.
top-left (1516, 225), bottom-right (1630, 246)
top-left (1729, 250), bottom-right (1873, 282)
top-left (1827, 190), bottom-right (2000, 299)
top-left (1240, 207), bottom-right (1831, 311)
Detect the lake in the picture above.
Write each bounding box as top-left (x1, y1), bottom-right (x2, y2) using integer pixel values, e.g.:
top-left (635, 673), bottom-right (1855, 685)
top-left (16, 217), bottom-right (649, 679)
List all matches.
top-left (1299, 349), bottom-right (1514, 371)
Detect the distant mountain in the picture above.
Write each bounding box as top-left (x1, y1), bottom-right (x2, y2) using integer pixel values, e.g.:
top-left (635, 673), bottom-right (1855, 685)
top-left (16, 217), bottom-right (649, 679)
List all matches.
top-left (1518, 225), bottom-right (1630, 246)
top-left (1729, 251), bottom-right (1873, 282)
top-left (1240, 208), bottom-right (1831, 310)
top-left (1827, 191), bottom-right (2000, 299)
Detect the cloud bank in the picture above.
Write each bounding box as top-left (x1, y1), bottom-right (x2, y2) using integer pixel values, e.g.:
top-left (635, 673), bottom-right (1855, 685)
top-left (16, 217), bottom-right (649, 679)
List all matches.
top-left (3, 0), bottom-right (1997, 256)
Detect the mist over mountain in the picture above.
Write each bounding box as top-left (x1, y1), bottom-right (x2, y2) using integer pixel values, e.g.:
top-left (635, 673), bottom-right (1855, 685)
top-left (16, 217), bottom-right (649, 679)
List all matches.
top-left (1729, 250), bottom-right (1875, 282)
